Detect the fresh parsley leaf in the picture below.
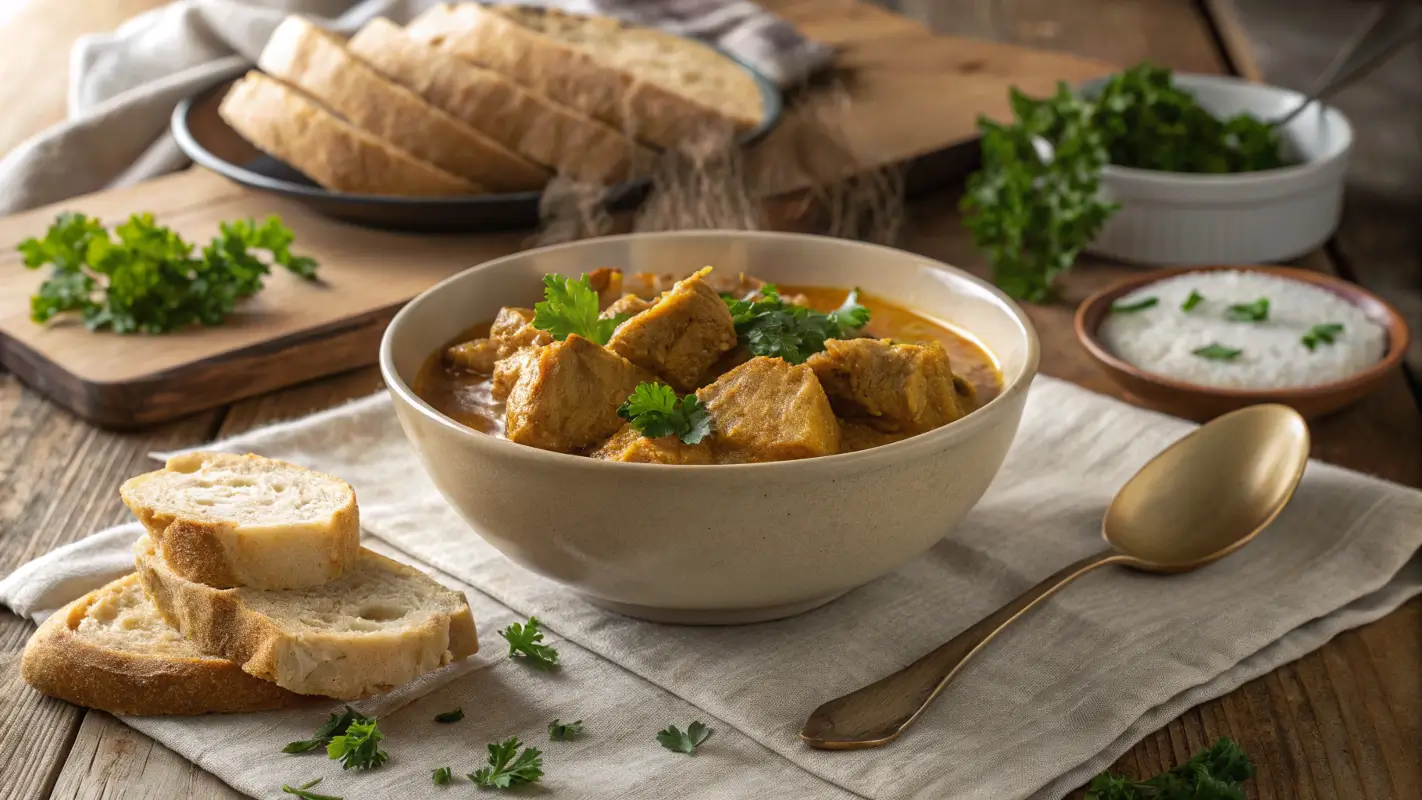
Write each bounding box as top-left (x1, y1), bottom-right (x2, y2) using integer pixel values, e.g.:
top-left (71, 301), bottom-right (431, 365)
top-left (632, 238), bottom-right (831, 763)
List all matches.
top-left (1182, 290), bottom-right (1205, 311)
top-left (499, 616), bottom-right (559, 669)
top-left (469, 737), bottom-right (543, 789)
top-left (721, 285), bottom-right (871, 364)
top-left (531, 273), bottom-right (625, 345)
top-left (1193, 343), bottom-right (1243, 361)
top-left (549, 719), bottom-right (584, 741)
top-left (282, 779), bottom-right (342, 800)
top-left (326, 718), bottom-right (388, 771)
top-left (1224, 297), bottom-right (1270, 322)
top-left (284, 706), bottom-right (371, 754)
top-left (1085, 737), bottom-right (1254, 799)
top-left (432, 766), bottom-right (453, 786)
top-left (1110, 297), bottom-right (1158, 313)
top-left (434, 707), bottom-right (464, 723)
top-left (21, 212), bottom-right (317, 334)
top-left (656, 721), bottom-right (713, 754)
top-left (1301, 322), bottom-right (1345, 351)
top-left (617, 383), bottom-right (713, 445)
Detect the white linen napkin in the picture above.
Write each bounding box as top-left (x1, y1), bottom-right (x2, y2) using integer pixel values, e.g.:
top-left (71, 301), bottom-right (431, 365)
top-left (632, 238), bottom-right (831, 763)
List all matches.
top-left (3, 376), bottom-right (1419, 799)
top-left (0, 0), bottom-right (832, 216)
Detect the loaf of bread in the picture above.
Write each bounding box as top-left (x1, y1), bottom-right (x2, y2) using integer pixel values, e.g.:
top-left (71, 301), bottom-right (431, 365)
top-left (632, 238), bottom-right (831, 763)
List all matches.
top-left (21, 574), bottom-right (308, 715)
top-left (120, 452), bottom-right (361, 590)
top-left (405, 3), bottom-right (764, 151)
top-left (219, 70), bottom-right (480, 196)
top-left (258, 15), bottom-right (548, 192)
top-left (348, 17), bottom-right (654, 185)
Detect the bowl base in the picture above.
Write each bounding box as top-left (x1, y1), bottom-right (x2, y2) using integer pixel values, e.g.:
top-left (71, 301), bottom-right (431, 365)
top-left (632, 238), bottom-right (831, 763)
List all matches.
top-left (577, 591), bottom-right (849, 625)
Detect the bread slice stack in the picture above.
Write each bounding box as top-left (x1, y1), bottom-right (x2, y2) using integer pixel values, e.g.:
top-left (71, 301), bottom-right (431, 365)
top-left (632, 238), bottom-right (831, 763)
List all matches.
top-left (217, 6), bottom-right (765, 196)
top-left (22, 453), bottom-right (478, 714)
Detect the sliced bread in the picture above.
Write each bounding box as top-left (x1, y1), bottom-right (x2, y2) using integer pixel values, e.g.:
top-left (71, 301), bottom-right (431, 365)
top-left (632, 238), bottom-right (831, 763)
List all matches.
top-left (21, 574), bottom-right (308, 715)
top-left (218, 70), bottom-right (480, 196)
top-left (348, 17), bottom-right (654, 185)
top-left (404, 3), bottom-right (764, 151)
top-left (258, 15), bottom-right (548, 192)
top-left (135, 535), bottom-right (479, 700)
top-left (121, 452), bottom-right (361, 590)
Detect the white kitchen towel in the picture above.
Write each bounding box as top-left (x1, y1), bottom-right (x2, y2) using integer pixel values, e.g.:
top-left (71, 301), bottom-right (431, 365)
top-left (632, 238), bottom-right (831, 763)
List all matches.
top-left (3, 376), bottom-right (1420, 800)
top-left (0, 0), bottom-right (832, 216)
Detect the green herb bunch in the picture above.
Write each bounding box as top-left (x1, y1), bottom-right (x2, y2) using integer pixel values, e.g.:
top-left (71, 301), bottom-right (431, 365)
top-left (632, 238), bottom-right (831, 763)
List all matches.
top-left (1086, 737), bottom-right (1255, 799)
top-left (722, 286), bottom-right (870, 364)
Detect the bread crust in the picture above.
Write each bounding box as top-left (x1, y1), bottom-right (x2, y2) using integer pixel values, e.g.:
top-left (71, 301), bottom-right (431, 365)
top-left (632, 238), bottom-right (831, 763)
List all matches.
top-left (348, 17), bottom-right (653, 184)
top-left (259, 16), bottom-right (548, 192)
top-left (21, 575), bottom-right (308, 715)
top-left (405, 3), bottom-right (756, 151)
top-left (120, 452), bottom-right (362, 590)
top-left (218, 70), bottom-right (479, 196)
top-left (135, 536), bottom-right (479, 700)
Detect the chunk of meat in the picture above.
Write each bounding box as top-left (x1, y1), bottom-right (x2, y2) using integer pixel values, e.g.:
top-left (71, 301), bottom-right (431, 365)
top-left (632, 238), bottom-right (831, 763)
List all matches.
top-left (838, 420), bottom-right (910, 453)
top-left (806, 338), bottom-right (972, 434)
top-left (589, 424), bottom-right (715, 465)
top-left (444, 307), bottom-right (552, 374)
top-left (696, 356), bottom-right (840, 462)
top-left (601, 293), bottom-right (655, 321)
top-left (621, 271), bottom-right (807, 306)
top-left (586, 267), bottom-right (624, 308)
top-left (490, 348), bottom-right (537, 401)
top-left (608, 267), bottom-right (738, 391)
top-left (445, 338), bottom-right (500, 373)
top-left (505, 335), bottom-right (655, 452)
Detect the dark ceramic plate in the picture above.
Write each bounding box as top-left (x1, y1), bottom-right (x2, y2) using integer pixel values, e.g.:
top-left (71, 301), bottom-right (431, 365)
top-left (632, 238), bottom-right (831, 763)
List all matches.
top-left (171, 60), bottom-right (782, 234)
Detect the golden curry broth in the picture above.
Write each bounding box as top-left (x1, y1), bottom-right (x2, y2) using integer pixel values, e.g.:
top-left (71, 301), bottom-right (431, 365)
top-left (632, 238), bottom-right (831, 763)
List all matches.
top-left (413, 286), bottom-right (1002, 441)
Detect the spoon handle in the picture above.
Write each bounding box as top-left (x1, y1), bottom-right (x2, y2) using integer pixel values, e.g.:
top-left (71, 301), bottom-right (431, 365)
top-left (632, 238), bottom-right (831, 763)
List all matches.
top-left (800, 549), bottom-right (1129, 750)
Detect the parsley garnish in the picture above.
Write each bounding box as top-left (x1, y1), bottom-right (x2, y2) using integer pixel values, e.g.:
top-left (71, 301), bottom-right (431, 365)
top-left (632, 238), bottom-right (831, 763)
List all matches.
top-left (656, 721), bottom-right (713, 754)
top-left (722, 285), bottom-right (870, 364)
top-left (1085, 737), bottom-right (1254, 799)
top-left (617, 383), bottom-right (713, 444)
top-left (499, 616), bottom-right (559, 669)
top-left (434, 707), bottom-right (464, 723)
top-left (21, 212), bottom-right (317, 334)
top-left (432, 766), bottom-right (453, 786)
top-left (1302, 322), bottom-right (1344, 351)
top-left (282, 779), bottom-right (342, 800)
top-left (1193, 343), bottom-right (1243, 361)
top-left (549, 719), bottom-right (584, 741)
top-left (1110, 297), bottom-right (1158, 313)
top-left (469, 737), bottom-right (544, 789)
top-left (326, 718), bottom-right (387, 770)
top-left (1182, 290), bottom-right (1205, 311)
top-left (531, 273), bottom-right (627, 345)
top-left (1224, 297), bottom-right (1270, 322)
top-left (283, 706), bottom-right (371, 754)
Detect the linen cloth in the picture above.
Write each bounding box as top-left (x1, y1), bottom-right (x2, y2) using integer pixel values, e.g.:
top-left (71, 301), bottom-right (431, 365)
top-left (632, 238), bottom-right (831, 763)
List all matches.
top-left (2, 376), bottom-right (1419, 800)
top-left (0, 0), bottom-right (833, 216)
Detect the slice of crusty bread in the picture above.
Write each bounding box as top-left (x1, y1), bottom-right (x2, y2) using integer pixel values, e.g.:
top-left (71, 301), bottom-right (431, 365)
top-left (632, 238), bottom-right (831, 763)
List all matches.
top-left (135, 535), bottom-right (479, 700)
top-left (348, 17), bottom-right (654, 185)
top-left (121, 452), bottom-right (361, 590)
top-left (258, 15), bottom-right (548, 192)
top-left (405, 3), bottom-right (764, 151)
top-left (218, 70), bottom-right (480, 196)
top-left (21, 574), bottom-right (308, 715)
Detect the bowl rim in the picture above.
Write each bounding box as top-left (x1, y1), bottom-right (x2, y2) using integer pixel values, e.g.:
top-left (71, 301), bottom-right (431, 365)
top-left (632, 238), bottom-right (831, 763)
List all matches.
top-left (1074, 264), bottom-right (1410, 401)
top-left (379, 230), bottom-right (1041, 475)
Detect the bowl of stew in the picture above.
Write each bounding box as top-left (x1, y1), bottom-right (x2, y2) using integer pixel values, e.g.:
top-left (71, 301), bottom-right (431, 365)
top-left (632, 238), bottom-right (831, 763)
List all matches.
top-left (380, 231), bottom-right (1039, 623)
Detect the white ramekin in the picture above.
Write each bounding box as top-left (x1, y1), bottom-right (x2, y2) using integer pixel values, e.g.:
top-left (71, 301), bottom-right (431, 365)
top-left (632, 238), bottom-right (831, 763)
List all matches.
top-left (1083, 73), bottom-right (1354, 267)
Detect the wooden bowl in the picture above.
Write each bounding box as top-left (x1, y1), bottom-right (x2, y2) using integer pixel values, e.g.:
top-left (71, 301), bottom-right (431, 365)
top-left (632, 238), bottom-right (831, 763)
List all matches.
top-left (1074, 265), bottom-right (1410, 421)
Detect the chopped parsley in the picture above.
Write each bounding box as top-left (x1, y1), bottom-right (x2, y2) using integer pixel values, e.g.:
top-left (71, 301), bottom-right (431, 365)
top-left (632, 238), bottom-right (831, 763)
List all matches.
top-left (1224, 297), bottom-right (1270, 322)
top-left (1181, 290), bottom-right (1205, 311)
top-left (549, 719), bottom-right (584, 741)
top-left (432, 766), bottom-right (453, 786)
top-left (433, 707), bottom-right (464, 723)
top-left (1085, 737), bottom-right (1254, 799)
top-left (617, 382), bottom-right (713, 445)
top-left (532, 273), bottom-right (628, 345)
top-left (326, 718), bottom-right (387, 770)
top-left (1110, 296), bottom-right (1158, 313)
top-left (469, 737), bottom-right (543, 789)
top-left (281, 779), bottom-right (341, 800)
top-left (1301, 322), bottom-right (1344, 351)
top-left (722, 285), bottom-right (870, 364)
top-left (656, 721), bottom-right (713, 754)
top-left (498, 616), bottom-right (559, 669)
top-left (283, 706), bottom-right (372, 754)
top-left (1193, 343), bottom-right (1244, 362)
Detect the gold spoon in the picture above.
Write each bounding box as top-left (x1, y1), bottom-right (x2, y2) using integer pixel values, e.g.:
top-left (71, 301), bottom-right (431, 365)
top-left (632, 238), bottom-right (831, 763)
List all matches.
top-left (801, 403), bottom-right (1310, 750)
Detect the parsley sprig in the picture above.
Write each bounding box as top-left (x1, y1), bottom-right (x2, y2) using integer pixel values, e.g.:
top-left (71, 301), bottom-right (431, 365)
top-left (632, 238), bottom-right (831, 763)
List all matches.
top-left (617, 383), bottom-right (713, 445)
top-left (283, 706), bottom-right (371, 754)
top-left (722, 285), bottom-right (870, 364)
top-left (282, 778), bottom-right (341, 800)
top-left (470, 737), bottom-right (544, 789)
top-left (21, 212), bottom-right (317, 334)
top-left (1085, 737), bottom-right (1254, 799)
top-left (326, 718), bottom-right (388, 771)
top-left (657, 721), bottom-right (713, 754)
top-left (499, 616), bottom-right (559, 669)
top-left (532, 273), bottom-right (627, 345)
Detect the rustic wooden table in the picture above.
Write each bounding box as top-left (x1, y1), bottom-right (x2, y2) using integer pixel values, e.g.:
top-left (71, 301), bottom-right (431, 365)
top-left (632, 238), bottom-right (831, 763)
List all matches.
top-left (1, 1), bottom-right (1418, 798)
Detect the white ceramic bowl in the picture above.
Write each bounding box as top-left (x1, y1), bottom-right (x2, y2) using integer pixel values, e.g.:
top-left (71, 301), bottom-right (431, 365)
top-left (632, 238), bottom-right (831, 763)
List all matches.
top-left (380, 231), bottom-right (1039, 624)
top-left (1085, 73), bottom-right (1354, 266)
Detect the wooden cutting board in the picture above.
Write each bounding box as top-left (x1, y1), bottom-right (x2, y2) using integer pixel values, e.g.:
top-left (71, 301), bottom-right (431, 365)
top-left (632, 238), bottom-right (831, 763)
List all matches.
top-left (0, 0), bottom-right (1112, 428)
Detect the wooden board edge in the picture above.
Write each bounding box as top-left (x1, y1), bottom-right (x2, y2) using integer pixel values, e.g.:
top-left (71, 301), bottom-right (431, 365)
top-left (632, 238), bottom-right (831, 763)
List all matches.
top-left (1197, 0), bottom-right (1266, 81)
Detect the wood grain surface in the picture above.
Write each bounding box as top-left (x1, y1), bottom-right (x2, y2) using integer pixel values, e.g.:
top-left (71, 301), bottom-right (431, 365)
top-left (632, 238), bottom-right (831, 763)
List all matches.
top-left (0, 1), bottom-right (1417, 799)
